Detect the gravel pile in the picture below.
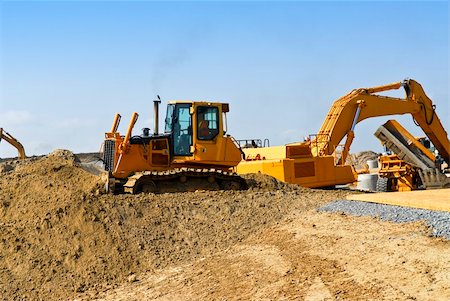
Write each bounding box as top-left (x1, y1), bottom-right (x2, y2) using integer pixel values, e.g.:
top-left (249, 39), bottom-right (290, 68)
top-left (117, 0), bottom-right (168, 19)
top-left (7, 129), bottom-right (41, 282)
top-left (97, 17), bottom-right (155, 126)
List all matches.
top-left (318, 200), bottom-right (450, 240)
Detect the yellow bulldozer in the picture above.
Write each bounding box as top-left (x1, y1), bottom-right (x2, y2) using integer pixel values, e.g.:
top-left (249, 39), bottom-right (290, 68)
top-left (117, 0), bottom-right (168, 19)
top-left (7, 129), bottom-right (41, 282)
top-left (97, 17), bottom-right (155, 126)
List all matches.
top-left (236, 79), bottom-right (449, 189)
top-left (0, 128), bottom-right (26, 160)
top-left (102, 98), bottom-right (247, 193)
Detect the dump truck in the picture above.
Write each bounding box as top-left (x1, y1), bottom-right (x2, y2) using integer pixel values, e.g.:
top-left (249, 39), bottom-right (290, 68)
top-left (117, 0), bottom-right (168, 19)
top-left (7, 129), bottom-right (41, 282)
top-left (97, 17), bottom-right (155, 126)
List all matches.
top-left (237, 79), bottom-right (449, 189)
top-left (0, 128), bottom-right (26, 160)
top-left (375, 120), bottom-right (449, 191)
top-left (102, 99), bottom-right (247, 194)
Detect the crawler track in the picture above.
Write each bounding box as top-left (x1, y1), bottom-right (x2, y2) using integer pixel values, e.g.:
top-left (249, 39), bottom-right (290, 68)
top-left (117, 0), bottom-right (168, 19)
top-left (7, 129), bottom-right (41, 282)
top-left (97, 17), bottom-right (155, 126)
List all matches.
top-left (113, 168), bottom-right (248, 194)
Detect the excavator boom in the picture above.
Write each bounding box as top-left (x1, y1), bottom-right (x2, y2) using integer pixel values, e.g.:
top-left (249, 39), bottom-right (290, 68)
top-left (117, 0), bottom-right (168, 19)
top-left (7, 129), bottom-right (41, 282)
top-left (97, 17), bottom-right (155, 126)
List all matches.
top-left (0, 128), bottom-right (26, 160)
top-left (315, 79), bottom-right (449, 165)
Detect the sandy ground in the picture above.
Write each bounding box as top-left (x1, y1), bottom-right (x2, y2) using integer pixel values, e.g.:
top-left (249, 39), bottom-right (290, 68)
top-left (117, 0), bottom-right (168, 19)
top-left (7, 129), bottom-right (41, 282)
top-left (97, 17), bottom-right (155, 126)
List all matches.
top-left (1, 150), bottom-right (449, 300)
top-left (89, 211), bottom-right (450, 301)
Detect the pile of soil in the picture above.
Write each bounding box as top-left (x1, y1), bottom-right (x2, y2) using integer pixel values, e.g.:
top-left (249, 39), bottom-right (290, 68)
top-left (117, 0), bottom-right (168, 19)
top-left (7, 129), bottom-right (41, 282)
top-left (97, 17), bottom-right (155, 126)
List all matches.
top-left (241, 173), bottom-right (304, 191)
top-left (0, 150), bottom-right (350, 300)
top-left (347, 150), bottom-right (380, 171)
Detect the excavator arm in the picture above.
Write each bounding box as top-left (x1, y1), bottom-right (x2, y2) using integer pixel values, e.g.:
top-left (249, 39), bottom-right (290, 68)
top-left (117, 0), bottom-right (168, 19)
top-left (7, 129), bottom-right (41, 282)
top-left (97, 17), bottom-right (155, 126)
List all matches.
top-left (403, 80), bottom-right (449, 164)
top-left (0, 128), bottom-right (26, 160)
top-left (313, 79), bottom-right (449, 166)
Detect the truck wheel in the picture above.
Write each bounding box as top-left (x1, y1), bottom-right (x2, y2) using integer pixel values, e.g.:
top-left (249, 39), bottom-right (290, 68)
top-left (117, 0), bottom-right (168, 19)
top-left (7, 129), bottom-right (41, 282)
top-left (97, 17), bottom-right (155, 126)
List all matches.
top-left (376, 177), bottom-right (389, 192)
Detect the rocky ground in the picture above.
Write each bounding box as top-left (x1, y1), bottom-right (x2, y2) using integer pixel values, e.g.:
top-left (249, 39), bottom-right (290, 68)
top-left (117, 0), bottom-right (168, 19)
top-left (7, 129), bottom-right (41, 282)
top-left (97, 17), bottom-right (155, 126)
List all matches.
top-left (0, 150), bottom-right (448, 300)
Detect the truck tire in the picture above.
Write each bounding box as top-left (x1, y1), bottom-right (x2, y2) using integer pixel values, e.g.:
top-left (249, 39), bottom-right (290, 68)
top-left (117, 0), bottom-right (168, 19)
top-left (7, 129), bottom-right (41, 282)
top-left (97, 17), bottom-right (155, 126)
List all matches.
top-left (376, 177), bottom-right (389, 192)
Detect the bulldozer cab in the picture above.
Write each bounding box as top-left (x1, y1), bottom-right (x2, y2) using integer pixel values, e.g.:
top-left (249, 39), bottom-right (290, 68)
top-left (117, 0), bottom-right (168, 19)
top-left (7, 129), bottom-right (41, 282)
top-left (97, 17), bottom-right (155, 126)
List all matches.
top-left (165, 102), bottom-right (222, 157)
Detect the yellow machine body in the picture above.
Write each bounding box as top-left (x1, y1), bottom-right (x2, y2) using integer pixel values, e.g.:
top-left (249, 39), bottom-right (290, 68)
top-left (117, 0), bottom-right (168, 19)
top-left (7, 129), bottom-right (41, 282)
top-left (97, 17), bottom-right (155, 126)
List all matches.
top-left (381, 120), bottom-right (436, 163)
top-left (376, 120), bottom-right (448, 191)
top-left (103, 101), bottom-right (243, 182)
top-left (237, 79), bottom-right (449, 189)
top-left (378, 154), bottom-right (417, 191)
top-left (236, 144), bottom-right (356, 188)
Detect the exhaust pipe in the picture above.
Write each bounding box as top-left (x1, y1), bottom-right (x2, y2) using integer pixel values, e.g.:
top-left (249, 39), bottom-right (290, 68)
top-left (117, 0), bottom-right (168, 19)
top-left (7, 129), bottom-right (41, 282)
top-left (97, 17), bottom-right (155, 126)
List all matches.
top-left (153, 95), bottom-right (161, 135)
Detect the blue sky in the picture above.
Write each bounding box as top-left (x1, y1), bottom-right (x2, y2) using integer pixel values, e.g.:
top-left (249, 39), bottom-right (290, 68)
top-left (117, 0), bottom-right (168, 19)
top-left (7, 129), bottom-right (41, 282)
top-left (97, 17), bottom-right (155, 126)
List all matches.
top-left (0, 1), bottom-right (448, 158)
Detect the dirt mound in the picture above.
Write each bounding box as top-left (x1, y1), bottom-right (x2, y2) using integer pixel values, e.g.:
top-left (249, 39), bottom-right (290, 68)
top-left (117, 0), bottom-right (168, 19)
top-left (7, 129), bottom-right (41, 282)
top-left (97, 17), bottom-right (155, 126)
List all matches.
top-left (242, 173), bottom-right (309, 191)
top-left (0, 151), bottom-right (351, 300)
top-left (0, 150), bottom-right (103, 299)
top-left (348, 150), bottom-right (379, 171)
top-left (48, 149), bottom-right (81, 163)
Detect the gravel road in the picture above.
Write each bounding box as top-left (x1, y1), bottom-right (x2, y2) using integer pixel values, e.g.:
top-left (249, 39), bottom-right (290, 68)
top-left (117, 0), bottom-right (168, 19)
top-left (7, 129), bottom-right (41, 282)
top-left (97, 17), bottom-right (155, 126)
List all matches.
top-left (318, 200), bottom-right (450, 240)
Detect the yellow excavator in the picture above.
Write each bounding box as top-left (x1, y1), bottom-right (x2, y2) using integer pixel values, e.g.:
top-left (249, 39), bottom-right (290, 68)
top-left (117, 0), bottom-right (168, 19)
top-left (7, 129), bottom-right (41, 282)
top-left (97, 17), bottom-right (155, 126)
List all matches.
top-left (0, 128), bottom-right (26, 160)
top-left (237, 79), bottom-right (449, 188)
top-left (102, 98), bottom-right (246, 193)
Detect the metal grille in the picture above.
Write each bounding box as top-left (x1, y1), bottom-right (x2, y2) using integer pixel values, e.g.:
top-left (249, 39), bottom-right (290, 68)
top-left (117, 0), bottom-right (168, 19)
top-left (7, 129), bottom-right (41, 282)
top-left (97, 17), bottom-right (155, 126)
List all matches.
top-left (103, 140), bottom-right (115, 172)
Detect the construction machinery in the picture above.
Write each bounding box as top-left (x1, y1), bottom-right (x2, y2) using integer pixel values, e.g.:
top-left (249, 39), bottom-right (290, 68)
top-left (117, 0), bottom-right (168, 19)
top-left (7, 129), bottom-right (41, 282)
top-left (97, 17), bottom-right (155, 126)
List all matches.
top-left (237, 79), bottom-right (449, 189)
top-left (375, 120), bottom-right (449, 191)
top-left (102, 99), bottom-right (247, 194)
top-left (0, 128), bottom-right (26, 160)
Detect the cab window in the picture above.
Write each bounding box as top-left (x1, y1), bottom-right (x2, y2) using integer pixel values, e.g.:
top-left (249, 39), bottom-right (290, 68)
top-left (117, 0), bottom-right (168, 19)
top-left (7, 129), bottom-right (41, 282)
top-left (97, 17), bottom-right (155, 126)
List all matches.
top-left (164, 104), bottom-right (175, 134)
top-left (173, 104), bottom-right (192, 156)
top-left (197, 106), bottom-right (219, 140)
